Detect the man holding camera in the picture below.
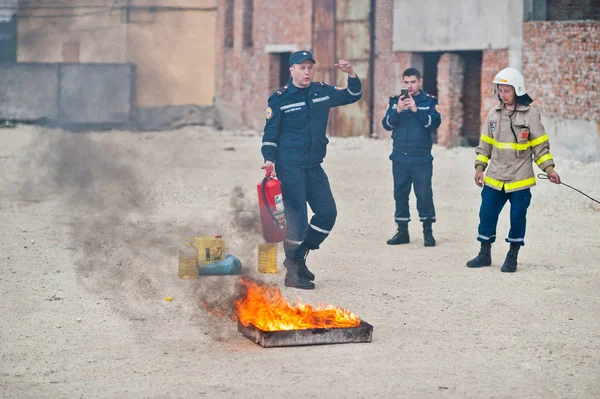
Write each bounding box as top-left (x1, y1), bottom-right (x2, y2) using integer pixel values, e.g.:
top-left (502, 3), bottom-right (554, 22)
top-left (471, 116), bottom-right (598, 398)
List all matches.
top-left (382, 68), bottom-right (441, 247)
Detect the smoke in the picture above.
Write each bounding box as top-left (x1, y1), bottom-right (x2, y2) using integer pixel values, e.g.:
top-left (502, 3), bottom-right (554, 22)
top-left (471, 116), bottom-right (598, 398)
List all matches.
top-left (185, 185), bottom-right (265, 339)
top-left (17, 129), bottom-right (273, 338)
top-left (229, 185), bottom-right (261, 235)
top-left (226, 184), bottom-right (263, 272)
top-left (18, 132), bottom-right (170, 299)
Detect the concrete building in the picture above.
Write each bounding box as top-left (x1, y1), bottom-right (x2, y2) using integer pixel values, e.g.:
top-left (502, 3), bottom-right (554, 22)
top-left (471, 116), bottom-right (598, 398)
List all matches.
top-left (16, 0), bottom-right (217, 107)
top-left (2, 0), bottom-right (597, 160)
top-left (2, 0), bottom-right (219, 129)
top-left (216, 0), bottom-right (599, 161)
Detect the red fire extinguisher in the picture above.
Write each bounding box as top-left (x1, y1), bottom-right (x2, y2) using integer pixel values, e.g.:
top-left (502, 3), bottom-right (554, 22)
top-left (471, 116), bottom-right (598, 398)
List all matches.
top-left (257, 165), bottom-right (286, 243)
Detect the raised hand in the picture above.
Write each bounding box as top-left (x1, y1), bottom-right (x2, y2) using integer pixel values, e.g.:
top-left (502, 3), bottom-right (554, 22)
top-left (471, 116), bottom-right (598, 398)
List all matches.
top-left (334, 59), bottom-right (356, 77)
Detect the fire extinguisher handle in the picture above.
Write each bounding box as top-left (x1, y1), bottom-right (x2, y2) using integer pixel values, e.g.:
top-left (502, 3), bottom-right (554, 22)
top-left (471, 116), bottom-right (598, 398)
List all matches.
top-left (265, 164), bottom-right (274, 178)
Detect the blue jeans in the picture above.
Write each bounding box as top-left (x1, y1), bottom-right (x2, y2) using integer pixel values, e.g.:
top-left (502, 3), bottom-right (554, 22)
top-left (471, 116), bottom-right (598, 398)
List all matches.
top-left (392, 160), bottom-right (436, 223)
top-left (277, 165), bottom-right (337, 260)
top-left (477, 186), bottom-right (532, 246)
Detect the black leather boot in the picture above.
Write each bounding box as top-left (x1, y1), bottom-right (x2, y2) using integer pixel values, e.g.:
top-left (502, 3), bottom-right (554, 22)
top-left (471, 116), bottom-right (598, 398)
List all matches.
top-left (466, 242), bottom-right (492, 268)
top-left (297, 247), bottom-right (315, 281)
top-left (283, 257), bottom-right (315, 289)
top-left (387, 223), bottom-right (410, 245)
top-left (501, 243), bottom-right (520, 273)
top-left (422, 220), bottom-right (436, 247)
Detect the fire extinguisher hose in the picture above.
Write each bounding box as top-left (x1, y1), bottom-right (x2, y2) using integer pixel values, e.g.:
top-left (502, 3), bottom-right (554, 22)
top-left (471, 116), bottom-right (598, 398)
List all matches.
top-left (261, 176), bottom-right (285, 230)
top-left (537, 173), bottom-right (600, 204)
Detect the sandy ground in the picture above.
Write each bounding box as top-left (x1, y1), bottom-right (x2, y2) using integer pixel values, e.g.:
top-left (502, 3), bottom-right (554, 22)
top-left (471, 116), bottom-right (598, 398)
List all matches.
top-left (1, 124), bottom-right (599, 398)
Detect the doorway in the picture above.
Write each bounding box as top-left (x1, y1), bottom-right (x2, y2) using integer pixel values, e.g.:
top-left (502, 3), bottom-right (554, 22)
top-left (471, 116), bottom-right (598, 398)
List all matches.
top-left (458, 51), bottom-right (482, 145)
top-left (278, 52), bottom-right (291, 88)
top-left (268, 52), bottom-right (292, 92)
top-left (422, 52), bottom-right (442, 97)
top-left (311, 0), bottom-right (373, 137)
top-left (0, 15), bottom-right (17, 62)
top-left (421, 52), bottom-right (442, 142)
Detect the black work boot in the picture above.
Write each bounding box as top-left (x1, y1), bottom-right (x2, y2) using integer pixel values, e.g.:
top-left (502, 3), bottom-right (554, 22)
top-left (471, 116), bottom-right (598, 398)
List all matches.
top-left (297, 247), bottom-right (315, 281)
top-left (466, 242), bottom-right (492, 268)
top-left (501, 243), bottom-right (521, 273)
top-left (387, 223), bottom-right (410, 245)
top-left (283, 258), bottom-right (315, 290)
top-left (422, 220), bottom-right (436, 247)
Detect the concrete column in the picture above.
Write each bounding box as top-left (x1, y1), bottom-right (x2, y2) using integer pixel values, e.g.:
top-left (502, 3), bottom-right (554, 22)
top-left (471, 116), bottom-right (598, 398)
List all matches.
top-left (508, 0), bottom-right (525, 70)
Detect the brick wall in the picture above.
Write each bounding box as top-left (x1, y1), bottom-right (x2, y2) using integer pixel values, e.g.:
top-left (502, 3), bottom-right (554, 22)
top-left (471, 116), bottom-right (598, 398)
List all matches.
top-left (372, 0), bottom-right (420, 139)
top-left (436, 53), bottom-right (464, 147)
top-left (480, 49), bottom-right (509, 130)
top-left (215, 3), bottom-right (598, 149)
top-left (215, 0), bottom-right (313, 130)
top-left (522, 21), bottom-right (599, 122)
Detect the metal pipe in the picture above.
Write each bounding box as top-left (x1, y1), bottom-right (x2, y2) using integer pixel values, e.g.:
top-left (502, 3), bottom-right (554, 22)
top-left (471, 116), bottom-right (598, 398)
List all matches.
top-left (368, 0), bottom-right (376, 137)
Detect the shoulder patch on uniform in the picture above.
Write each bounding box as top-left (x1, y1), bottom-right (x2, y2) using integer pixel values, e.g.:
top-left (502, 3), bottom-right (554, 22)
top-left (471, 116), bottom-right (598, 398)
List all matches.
top-left (435, 104), bottom-right (440, 113)
top-left (265, 106), bottom-right (273, 119)
top-left (490, 120), bottom-right (497, 132)
top-left (275, 85), bottom-right (288, 96)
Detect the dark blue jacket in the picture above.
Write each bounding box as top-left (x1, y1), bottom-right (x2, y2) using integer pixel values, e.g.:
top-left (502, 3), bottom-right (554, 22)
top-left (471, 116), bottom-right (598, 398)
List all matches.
top-left (262, 76), bottom-right (362, 167)
top-left (382, 91), bottom-right (441, 161)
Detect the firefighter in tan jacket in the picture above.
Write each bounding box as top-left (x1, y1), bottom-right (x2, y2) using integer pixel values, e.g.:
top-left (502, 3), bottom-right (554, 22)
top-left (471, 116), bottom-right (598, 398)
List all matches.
top-left (466, 67), bottom-right (561, 273)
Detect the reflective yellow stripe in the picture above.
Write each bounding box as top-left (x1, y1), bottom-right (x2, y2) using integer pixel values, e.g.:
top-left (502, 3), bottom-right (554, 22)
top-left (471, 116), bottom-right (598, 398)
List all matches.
top-left (529, 134), bottom-right (549, 147)
top-left (481, 135), bottom-right (529, 150)
top-left (484, 176), bottom-right (504, 189)
top-left (480, 135), bottom-right (495, 146)
top-left (505, 177), bottom-right (536, 191)
top-left (484, 176), bottom-right (537, 191)
top-left (535, 153), bottom-right (553, 166)
top-left (476, 155), bottom-right (489, 164)
top-left (481, 135), bottom-right (494, 144)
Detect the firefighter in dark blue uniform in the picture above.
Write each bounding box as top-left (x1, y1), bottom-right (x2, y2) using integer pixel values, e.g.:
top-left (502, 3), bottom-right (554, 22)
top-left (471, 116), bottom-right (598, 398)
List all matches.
top-left (382, 68), bottom-right (441, 247)
top-left (261, 50), bottom-right (362, 289)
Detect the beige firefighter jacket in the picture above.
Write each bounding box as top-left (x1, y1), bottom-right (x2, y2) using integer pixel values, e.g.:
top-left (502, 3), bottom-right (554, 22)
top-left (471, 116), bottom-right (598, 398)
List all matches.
top-left (475, 102), bottom-right (555, 193)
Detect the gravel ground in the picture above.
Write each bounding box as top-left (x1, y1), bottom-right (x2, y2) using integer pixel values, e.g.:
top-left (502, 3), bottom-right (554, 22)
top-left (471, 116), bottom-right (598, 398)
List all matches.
top-left (1, 124), bottom-right (599, 398)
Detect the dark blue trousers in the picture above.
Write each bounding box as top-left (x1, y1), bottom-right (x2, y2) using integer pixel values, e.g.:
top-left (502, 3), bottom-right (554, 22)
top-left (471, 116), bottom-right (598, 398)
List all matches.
top-left (477, 185), bottom-right (532, 246)
top-left (392, 160), bottom-right (436, 223)
top-left (277, 165), bottom-right (337, 260)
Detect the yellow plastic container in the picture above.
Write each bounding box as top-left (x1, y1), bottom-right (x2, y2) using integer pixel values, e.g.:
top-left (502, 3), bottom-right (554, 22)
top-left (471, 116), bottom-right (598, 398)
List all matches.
top-left (178, 239), bottom-right (199, 279)
top-left (257, 243), bottom-right (278, 273)
top-left (193, 236), bottom-right (226, 268)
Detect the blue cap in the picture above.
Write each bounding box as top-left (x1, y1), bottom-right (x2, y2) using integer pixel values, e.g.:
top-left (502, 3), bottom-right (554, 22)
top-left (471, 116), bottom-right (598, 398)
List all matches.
top-left (289, 50), bottom-right (316, 66)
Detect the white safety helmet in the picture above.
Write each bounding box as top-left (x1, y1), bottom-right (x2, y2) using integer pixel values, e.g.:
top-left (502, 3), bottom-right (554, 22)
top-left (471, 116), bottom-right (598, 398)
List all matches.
top-left (493, 67), bottom-right (533, 104)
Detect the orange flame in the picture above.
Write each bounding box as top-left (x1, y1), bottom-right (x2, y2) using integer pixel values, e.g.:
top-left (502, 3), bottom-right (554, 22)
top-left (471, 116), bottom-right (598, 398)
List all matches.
top-left (234, 277), bottom-right (361, 331)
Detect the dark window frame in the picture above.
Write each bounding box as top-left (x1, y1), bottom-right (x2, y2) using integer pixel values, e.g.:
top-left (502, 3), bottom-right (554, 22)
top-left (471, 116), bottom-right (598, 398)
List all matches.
top-left (242, 0), bottom-right (253, 48)
top-left (224, 0), bottom-right (234, 48)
